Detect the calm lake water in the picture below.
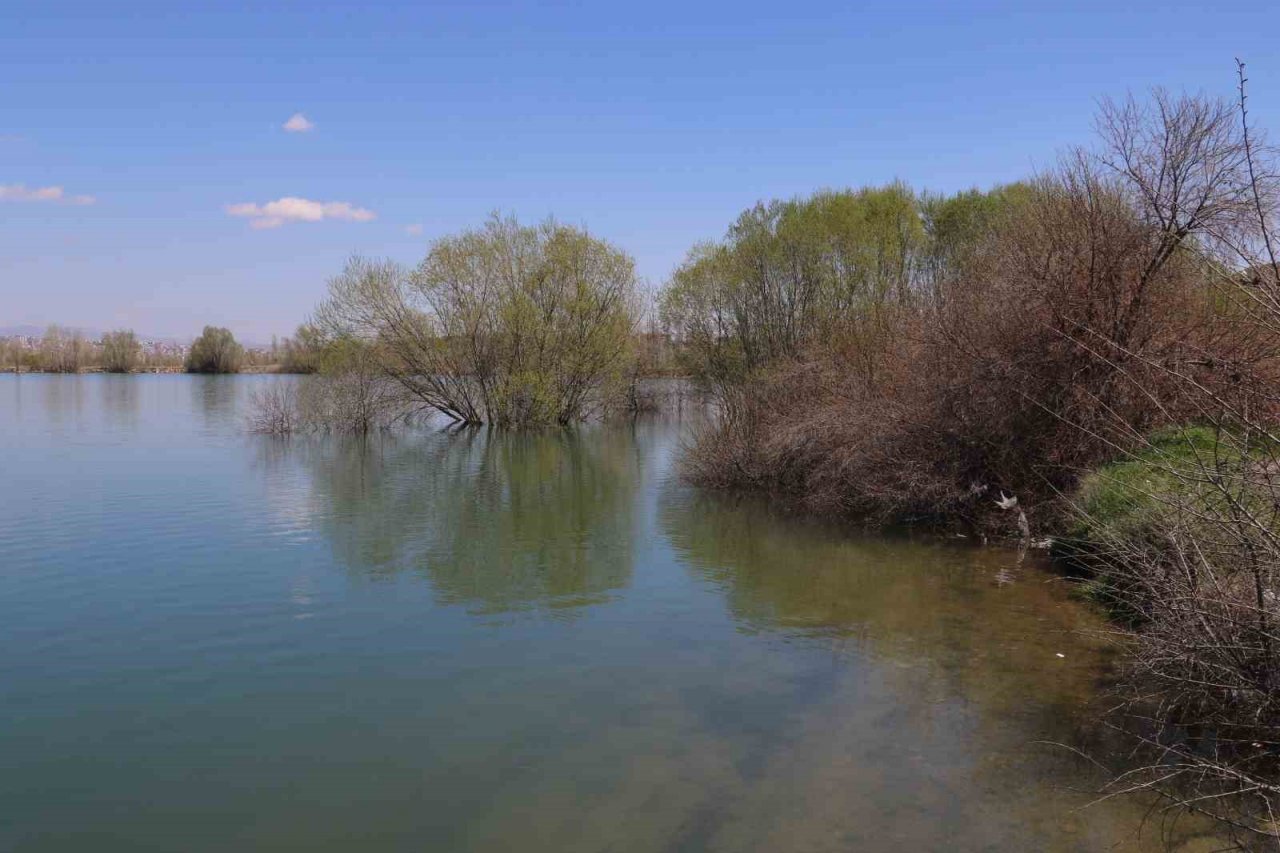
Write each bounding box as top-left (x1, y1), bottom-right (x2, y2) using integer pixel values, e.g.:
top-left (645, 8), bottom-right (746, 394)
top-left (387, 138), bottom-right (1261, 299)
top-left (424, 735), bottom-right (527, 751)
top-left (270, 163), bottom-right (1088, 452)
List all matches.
top-left (0, 375), bottom-right (1219, 852)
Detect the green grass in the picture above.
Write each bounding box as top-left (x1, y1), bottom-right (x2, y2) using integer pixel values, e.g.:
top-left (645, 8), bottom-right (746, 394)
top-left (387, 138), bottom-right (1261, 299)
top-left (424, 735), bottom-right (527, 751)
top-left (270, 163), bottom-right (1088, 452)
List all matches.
top-left (1072, 425), bottom-right (1231, 542)
top-left (1055, 426), bottom-right (1246, 619)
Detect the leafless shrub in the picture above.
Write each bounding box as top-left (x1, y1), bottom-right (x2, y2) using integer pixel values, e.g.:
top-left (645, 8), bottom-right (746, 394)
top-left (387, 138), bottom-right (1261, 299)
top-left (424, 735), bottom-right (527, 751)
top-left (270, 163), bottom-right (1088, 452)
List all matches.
top-left (39, 325), bottom-right (90, 373)
top-left (298, 365), bottom-right (406, 434)
top-left (248, 340), bottom-right (410, 436)
top-left (1069, 421), bottom-right (1280, 845)
top-left (247, 382), bottom-right (302, 435)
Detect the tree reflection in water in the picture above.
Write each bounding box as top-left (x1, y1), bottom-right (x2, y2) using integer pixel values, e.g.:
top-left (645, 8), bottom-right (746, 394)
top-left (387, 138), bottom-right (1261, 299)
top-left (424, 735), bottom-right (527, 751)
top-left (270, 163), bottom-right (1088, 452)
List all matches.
top-left (297, 425), bottom-right (642, 617)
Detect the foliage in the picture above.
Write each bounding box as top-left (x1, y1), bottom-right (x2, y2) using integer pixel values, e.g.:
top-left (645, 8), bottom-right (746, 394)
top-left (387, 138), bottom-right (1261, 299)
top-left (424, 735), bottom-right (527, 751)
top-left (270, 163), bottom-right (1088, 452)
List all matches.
top-left (38, 325), bottom-right (90, 373)
top-left (100, 330), bottom-right (140, 373)
top-left (660, 184), bottom-right (926, 386)
top-left (316, 215), bottom-right (641, 426)
top-left (0, 340), bottom-right (34, 372)
top-left (185, 326), bottom-right (244, 374)
top-left (674, 92), bottom-right (1262, 535)
top-left (277, 323), bottom-right (327, 374)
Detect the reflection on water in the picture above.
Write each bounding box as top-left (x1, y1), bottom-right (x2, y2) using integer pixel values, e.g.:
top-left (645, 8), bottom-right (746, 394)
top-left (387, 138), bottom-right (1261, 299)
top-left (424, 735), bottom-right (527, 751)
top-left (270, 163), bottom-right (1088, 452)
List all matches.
top-left (292, 427), bottom-right (641, 615)
top-left (192, 374), bottom-right (244, 433)
top-left (0, 376), bottom-right (1222, 852)
top-left (99, 373), bottom-right (139, 430)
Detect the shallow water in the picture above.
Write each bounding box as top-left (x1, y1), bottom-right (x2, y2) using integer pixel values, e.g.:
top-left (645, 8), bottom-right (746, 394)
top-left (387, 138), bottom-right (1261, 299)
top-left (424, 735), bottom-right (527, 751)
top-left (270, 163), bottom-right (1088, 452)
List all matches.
top-left (0, 375), bottom-right (1219, 851)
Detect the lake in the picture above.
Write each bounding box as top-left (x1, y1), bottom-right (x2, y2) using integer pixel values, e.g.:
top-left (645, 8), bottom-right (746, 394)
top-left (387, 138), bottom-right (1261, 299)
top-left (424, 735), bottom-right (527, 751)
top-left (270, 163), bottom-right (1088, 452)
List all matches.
top-left (0, 375), bottom-right (1218, 851)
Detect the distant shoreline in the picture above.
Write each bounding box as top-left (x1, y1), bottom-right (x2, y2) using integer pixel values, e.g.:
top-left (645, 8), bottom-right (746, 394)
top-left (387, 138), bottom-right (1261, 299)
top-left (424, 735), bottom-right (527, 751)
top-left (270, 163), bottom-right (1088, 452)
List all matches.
top-left (0, 365), bottom-right (288, 375)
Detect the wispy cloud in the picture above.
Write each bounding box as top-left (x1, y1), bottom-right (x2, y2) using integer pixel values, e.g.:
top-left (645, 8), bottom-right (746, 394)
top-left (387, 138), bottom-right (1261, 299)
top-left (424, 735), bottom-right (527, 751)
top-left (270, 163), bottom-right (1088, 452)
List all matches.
top-left (0, 184), bottom-right (95, 204)
top-left (405, 223), bottom-right (424, 236)
top-left (282, 113), bottom-right (315, 133)
top-left (225, 196), bottom-right (376, 229)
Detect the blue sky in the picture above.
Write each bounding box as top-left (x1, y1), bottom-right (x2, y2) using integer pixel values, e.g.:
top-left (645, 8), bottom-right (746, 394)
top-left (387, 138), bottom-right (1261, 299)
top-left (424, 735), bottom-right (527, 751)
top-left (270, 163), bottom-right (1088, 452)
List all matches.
top-left (2, 0), bottom-right (1278, 342)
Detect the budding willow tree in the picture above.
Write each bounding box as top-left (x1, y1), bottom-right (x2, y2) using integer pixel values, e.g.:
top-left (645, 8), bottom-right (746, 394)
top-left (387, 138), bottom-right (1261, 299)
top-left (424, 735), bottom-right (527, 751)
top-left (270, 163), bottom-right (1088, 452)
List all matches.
top-left (316, 215), bottom-right (641, 426)
top-left (185, 326), bottom-right (244, 374)
top-left (659, 184), bottom-right (929, 386)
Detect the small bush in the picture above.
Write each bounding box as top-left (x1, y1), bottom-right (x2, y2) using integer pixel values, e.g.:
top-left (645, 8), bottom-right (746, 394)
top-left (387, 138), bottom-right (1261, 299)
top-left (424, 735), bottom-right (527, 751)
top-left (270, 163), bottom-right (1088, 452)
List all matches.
top-left (248, 340), bottom-right (407, 435)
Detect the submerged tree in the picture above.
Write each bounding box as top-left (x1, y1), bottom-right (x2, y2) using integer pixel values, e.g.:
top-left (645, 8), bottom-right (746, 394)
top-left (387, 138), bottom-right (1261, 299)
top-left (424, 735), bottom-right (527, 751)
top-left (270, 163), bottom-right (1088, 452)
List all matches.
top-left (185, 326), bottom-right (244, 374)
top-left (316, 215), bottom-right (642, 426)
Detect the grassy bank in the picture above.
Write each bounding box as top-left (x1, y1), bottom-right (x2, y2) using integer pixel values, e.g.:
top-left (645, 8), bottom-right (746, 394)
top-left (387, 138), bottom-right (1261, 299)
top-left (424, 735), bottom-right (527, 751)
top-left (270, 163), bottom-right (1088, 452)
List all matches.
top-left (1059, 425), bottom-right (1280, 843)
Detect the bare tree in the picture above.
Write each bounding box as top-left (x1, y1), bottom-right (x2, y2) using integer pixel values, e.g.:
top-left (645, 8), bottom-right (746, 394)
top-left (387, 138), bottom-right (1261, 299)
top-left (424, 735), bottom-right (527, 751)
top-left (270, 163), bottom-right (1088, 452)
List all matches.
top-left (39, 325), bottom-right (89, 373)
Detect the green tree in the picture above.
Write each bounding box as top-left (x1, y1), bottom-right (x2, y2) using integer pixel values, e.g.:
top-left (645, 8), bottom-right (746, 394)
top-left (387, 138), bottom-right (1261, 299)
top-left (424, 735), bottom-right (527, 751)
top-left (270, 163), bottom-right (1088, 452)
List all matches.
top-left (185, 326), bottom-right (244, 374)
top-left (917, 183), bottom-right (1030, 290)
top-left (317, 215), bottom-right (641, 426)
top-left (660, 184), bottom-right (925, 385)
top-left (100, 330), bottom-right (140, 373)
top-left (278, 323), bottom-right (327, 374)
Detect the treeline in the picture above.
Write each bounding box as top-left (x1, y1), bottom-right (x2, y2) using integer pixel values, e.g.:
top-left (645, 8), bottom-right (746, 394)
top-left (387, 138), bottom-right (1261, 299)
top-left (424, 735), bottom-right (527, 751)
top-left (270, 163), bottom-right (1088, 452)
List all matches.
top-left (0, 324), bottom-right (381, 375)
top-left (1, 326), bottom-right (143, 373)
top-left (1, 325), bottom-right (272, 374)
top-left (660, 96), bottom-right (1271, 536)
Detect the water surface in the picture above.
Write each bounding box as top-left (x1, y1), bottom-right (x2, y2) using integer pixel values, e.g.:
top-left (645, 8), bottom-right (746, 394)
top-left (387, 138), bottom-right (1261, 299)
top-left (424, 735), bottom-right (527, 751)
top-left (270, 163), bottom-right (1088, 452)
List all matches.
top-left (0, 375), bottom-right (1216, 851)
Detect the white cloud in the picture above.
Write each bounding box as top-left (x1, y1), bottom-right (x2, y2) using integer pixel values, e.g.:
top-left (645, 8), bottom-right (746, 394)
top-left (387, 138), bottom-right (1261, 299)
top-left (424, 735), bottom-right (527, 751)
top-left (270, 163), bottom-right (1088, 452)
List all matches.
top-left (405, 223), bottom-right (424, 236)
top-left (225, 196), bottom-right (376, 229)
top-left (0, 184), bottom-right (95, 204)
top-left (283, 113), bottom-right (315, 133)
